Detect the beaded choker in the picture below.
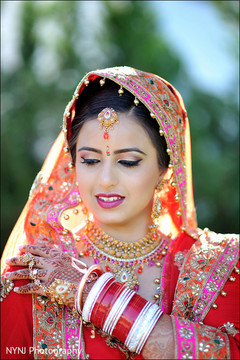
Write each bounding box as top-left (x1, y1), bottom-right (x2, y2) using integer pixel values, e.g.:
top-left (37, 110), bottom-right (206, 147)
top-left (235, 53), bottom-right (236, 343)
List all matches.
top-left (77, 221), bottom-right (169, 291)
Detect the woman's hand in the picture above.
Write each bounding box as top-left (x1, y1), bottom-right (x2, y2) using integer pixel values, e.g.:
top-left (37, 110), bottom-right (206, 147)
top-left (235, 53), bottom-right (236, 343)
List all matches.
top-left (4, 244), bottom-right (86, 308)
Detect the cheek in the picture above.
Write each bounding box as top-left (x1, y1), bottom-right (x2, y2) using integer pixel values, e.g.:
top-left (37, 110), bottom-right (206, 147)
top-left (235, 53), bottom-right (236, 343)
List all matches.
top-left (75, 167), bottom-right (92, 193)
top-left (130, 165), bottom-right (159, 190)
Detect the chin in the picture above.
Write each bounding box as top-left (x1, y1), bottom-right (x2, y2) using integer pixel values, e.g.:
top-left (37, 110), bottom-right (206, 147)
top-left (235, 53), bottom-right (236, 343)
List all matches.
top-left (94, 213), bottom-right (128, 227)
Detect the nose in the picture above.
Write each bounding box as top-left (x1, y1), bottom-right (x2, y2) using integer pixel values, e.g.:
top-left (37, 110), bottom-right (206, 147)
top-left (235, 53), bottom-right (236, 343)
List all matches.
top-left (98, 161), bottom-right (118, 189)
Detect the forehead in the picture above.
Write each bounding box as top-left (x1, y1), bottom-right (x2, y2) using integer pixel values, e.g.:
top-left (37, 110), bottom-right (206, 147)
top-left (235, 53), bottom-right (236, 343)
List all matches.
top-left (76, 113), bottom-right (153, 148)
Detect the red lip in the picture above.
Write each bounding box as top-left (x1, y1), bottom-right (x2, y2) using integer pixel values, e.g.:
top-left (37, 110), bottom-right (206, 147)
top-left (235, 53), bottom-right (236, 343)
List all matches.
top-left (95, 193), bottom-right (125, 209)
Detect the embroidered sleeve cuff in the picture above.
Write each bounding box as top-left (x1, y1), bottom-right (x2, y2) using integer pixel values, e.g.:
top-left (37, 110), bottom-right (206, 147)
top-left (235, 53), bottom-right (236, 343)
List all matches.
top-left (171, 315), bottom-right (230, 359)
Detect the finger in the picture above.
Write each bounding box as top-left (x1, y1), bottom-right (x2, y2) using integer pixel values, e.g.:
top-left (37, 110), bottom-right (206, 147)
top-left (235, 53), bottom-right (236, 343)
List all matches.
top-left (4, 268), bottom-right (48, 281)
top-left (5, 254), bottom-right (45, 268)
top-left (13, 282), bottom-right (45, 295)
top-left (18, 244), bottom-right (61, 258)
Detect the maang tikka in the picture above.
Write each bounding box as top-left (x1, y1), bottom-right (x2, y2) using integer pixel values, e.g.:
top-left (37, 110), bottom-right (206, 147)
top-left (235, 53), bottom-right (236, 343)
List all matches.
top-left (97, 107), bottom-right (119, 139)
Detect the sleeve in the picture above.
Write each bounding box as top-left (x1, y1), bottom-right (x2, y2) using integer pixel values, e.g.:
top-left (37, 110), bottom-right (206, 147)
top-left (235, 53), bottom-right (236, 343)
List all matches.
top-left (170, 260), bottom-right (240, 360)
top-left (171, 315), bottom-right (239, 359)
top-left (1, 274), bottom-right (34, 360)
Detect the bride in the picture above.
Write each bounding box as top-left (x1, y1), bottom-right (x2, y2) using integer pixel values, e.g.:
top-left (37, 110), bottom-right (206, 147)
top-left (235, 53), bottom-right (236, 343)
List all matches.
top-left (1, 66), bottom-right (239, 359)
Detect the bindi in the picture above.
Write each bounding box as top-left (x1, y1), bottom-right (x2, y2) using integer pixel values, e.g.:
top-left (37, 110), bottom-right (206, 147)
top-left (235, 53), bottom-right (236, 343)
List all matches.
top-left (106, 145), bottom-right (110, 156)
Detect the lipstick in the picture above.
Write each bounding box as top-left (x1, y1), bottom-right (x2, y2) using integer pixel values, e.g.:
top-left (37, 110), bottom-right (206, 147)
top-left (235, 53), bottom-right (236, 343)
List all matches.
top-left (95, 193), bottom-right (125, 209)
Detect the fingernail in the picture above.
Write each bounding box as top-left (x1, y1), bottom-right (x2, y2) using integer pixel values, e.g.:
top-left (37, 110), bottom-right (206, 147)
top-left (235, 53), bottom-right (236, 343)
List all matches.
top-left (4, 272), bottom-right (10, 278)
top-left (18, 245), bottom-right (24, 249)
top-left (14, 287), bottom-right (19, 292)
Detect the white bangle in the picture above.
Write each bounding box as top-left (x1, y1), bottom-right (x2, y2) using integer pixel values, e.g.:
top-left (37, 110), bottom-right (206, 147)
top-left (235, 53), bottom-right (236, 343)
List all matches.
top-left (136, 305), bottom-right (163, 354)
top-left (82, 272), bottom-right (114, 322)
top-left (103, 287), bottom-right (135, 335)
top-left (125, 303), bottom-right (163, 354)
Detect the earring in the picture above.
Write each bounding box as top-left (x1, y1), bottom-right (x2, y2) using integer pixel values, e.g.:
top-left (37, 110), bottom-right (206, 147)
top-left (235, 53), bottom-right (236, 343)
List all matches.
top-left (151, 183), bottom-right (162, 222)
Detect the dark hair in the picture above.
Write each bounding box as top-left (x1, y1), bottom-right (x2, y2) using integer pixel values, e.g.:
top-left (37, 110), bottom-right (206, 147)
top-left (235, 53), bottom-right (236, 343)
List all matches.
top-left (69, 79), bottom-right (170, 170)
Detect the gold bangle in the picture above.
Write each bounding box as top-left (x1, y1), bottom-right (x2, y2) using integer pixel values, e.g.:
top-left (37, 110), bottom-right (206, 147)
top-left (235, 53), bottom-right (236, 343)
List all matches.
top-left (75, 265), bottom-right (104, 315)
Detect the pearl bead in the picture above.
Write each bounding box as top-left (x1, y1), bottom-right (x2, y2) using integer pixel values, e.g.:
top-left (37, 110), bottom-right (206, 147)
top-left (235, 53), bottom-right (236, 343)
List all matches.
top-left (154, 278), bottom-right (160, 284)
top-left (234, 267), bottom-right (240, 274)
top-left (221, 290), bottom-right (227, 296)
top-left (154, 294), bottom-right (160, 300)
top-left (212, 303), bottom-right (218, 309)
top-left (84, 80), bottom-right (89, 86)
top-left (156, 262), bottom-right (162, 267)
top-left (230, 276), bottom-right (236, 282)
top-left (118, 87), bottom-right (124, 96)
top-left (64, 214), bottom-right (69, 220)
top-left (134, 98), bottom-right (139, 106)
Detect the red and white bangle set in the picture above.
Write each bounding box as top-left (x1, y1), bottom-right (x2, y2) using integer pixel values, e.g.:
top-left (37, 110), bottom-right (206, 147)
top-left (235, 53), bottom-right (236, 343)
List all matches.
top-left (75, 267), bottom-right (163, 354)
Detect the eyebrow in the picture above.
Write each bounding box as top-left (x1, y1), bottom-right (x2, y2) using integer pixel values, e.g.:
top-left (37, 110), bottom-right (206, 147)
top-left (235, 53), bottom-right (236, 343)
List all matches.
top-left (78, 146), bottom-right (146, 156)
top-left (114, 148), bottom-right (146, 155)
top-left (78, 146), bottom-right (101, 154)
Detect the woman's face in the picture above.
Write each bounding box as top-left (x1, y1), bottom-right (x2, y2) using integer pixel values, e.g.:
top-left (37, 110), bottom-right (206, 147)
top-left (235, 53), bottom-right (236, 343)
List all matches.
top-left (75, 112), bottom-right (162, 232)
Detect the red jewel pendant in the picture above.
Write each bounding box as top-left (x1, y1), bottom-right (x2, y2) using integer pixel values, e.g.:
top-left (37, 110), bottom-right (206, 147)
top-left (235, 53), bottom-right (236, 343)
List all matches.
top-left (104, 132), bottom-right (109, 139)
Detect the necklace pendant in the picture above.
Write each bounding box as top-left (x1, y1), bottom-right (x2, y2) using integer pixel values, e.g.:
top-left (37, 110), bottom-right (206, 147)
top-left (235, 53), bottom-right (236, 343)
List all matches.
top-left (113, 267), bottom-right (138, 290)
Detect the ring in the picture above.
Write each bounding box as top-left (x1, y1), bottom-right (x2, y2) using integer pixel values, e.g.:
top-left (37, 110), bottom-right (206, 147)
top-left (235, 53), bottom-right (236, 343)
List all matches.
top-left (29, 268), bottom-right (38, 280)
top-left (20, 252), bottom-right (34, 264)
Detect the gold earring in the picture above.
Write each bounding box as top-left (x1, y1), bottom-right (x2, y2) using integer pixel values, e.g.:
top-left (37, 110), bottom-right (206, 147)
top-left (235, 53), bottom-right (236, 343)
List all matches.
top-left (151, 184), bottom-right (162, 222)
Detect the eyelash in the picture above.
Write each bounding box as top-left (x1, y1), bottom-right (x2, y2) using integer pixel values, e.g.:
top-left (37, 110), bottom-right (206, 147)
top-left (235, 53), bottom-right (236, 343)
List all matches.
top-left (80, 157), bottom-right (142, 167)
top-left (80, 157), bottom-right (100, 165)
top-left (118, 159), bottom-right (142, 167)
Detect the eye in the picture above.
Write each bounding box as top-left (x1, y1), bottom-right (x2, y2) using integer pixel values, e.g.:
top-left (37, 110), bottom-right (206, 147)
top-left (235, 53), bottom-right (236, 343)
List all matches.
top-left (80, 157), bottom-right (100, 166)
top-left (118, 159), bottom-right (142, 167)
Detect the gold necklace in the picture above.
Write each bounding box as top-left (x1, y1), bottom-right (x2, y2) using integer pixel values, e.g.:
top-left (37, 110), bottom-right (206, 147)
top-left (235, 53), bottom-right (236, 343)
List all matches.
top-left (78, 221), bottom-right (169, 291)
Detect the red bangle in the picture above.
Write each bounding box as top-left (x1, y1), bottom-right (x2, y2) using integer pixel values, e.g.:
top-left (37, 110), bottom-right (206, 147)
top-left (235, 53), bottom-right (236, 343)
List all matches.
top-left (92, 281), bottom-right (120, 328)
top-left (100, 281), bottom-right (127, 330)
top-left (112, 293), bottom-right (148, 343)
top-left (90, 278), bottom-right (116, 326)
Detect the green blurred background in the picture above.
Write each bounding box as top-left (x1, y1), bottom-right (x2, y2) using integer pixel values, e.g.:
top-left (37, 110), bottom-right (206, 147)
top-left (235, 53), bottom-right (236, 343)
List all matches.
top-left (1, 1), bottom-right (239, 253)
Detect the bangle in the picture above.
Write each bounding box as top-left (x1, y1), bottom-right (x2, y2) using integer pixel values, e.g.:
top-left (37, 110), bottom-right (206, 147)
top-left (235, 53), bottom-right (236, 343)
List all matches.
top-left (125, 303), bottom-right (163, 353)
top-left (81, 273), bottom-right (163, 354)
top-left (82, 272), bottom-right (114, 322)
top-left (92, 280), bottom-right (119, 329)
top-left (103, 286), bottom-right (135, 335)
top-left (113, 293), bottom-right (147, 343)
top-left (99, 281), bottom-right (127, 331)
top-left (75, 264), bottom-right (104, 315)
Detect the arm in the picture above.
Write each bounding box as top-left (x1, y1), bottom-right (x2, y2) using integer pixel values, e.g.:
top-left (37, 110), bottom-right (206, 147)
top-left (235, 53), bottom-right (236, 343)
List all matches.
top-left (4, 245), bottom-right (239, 359)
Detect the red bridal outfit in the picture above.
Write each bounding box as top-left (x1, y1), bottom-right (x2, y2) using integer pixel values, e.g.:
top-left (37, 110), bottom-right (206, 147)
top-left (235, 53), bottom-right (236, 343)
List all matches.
top-left (1, 67), bottom-right (239, 359)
